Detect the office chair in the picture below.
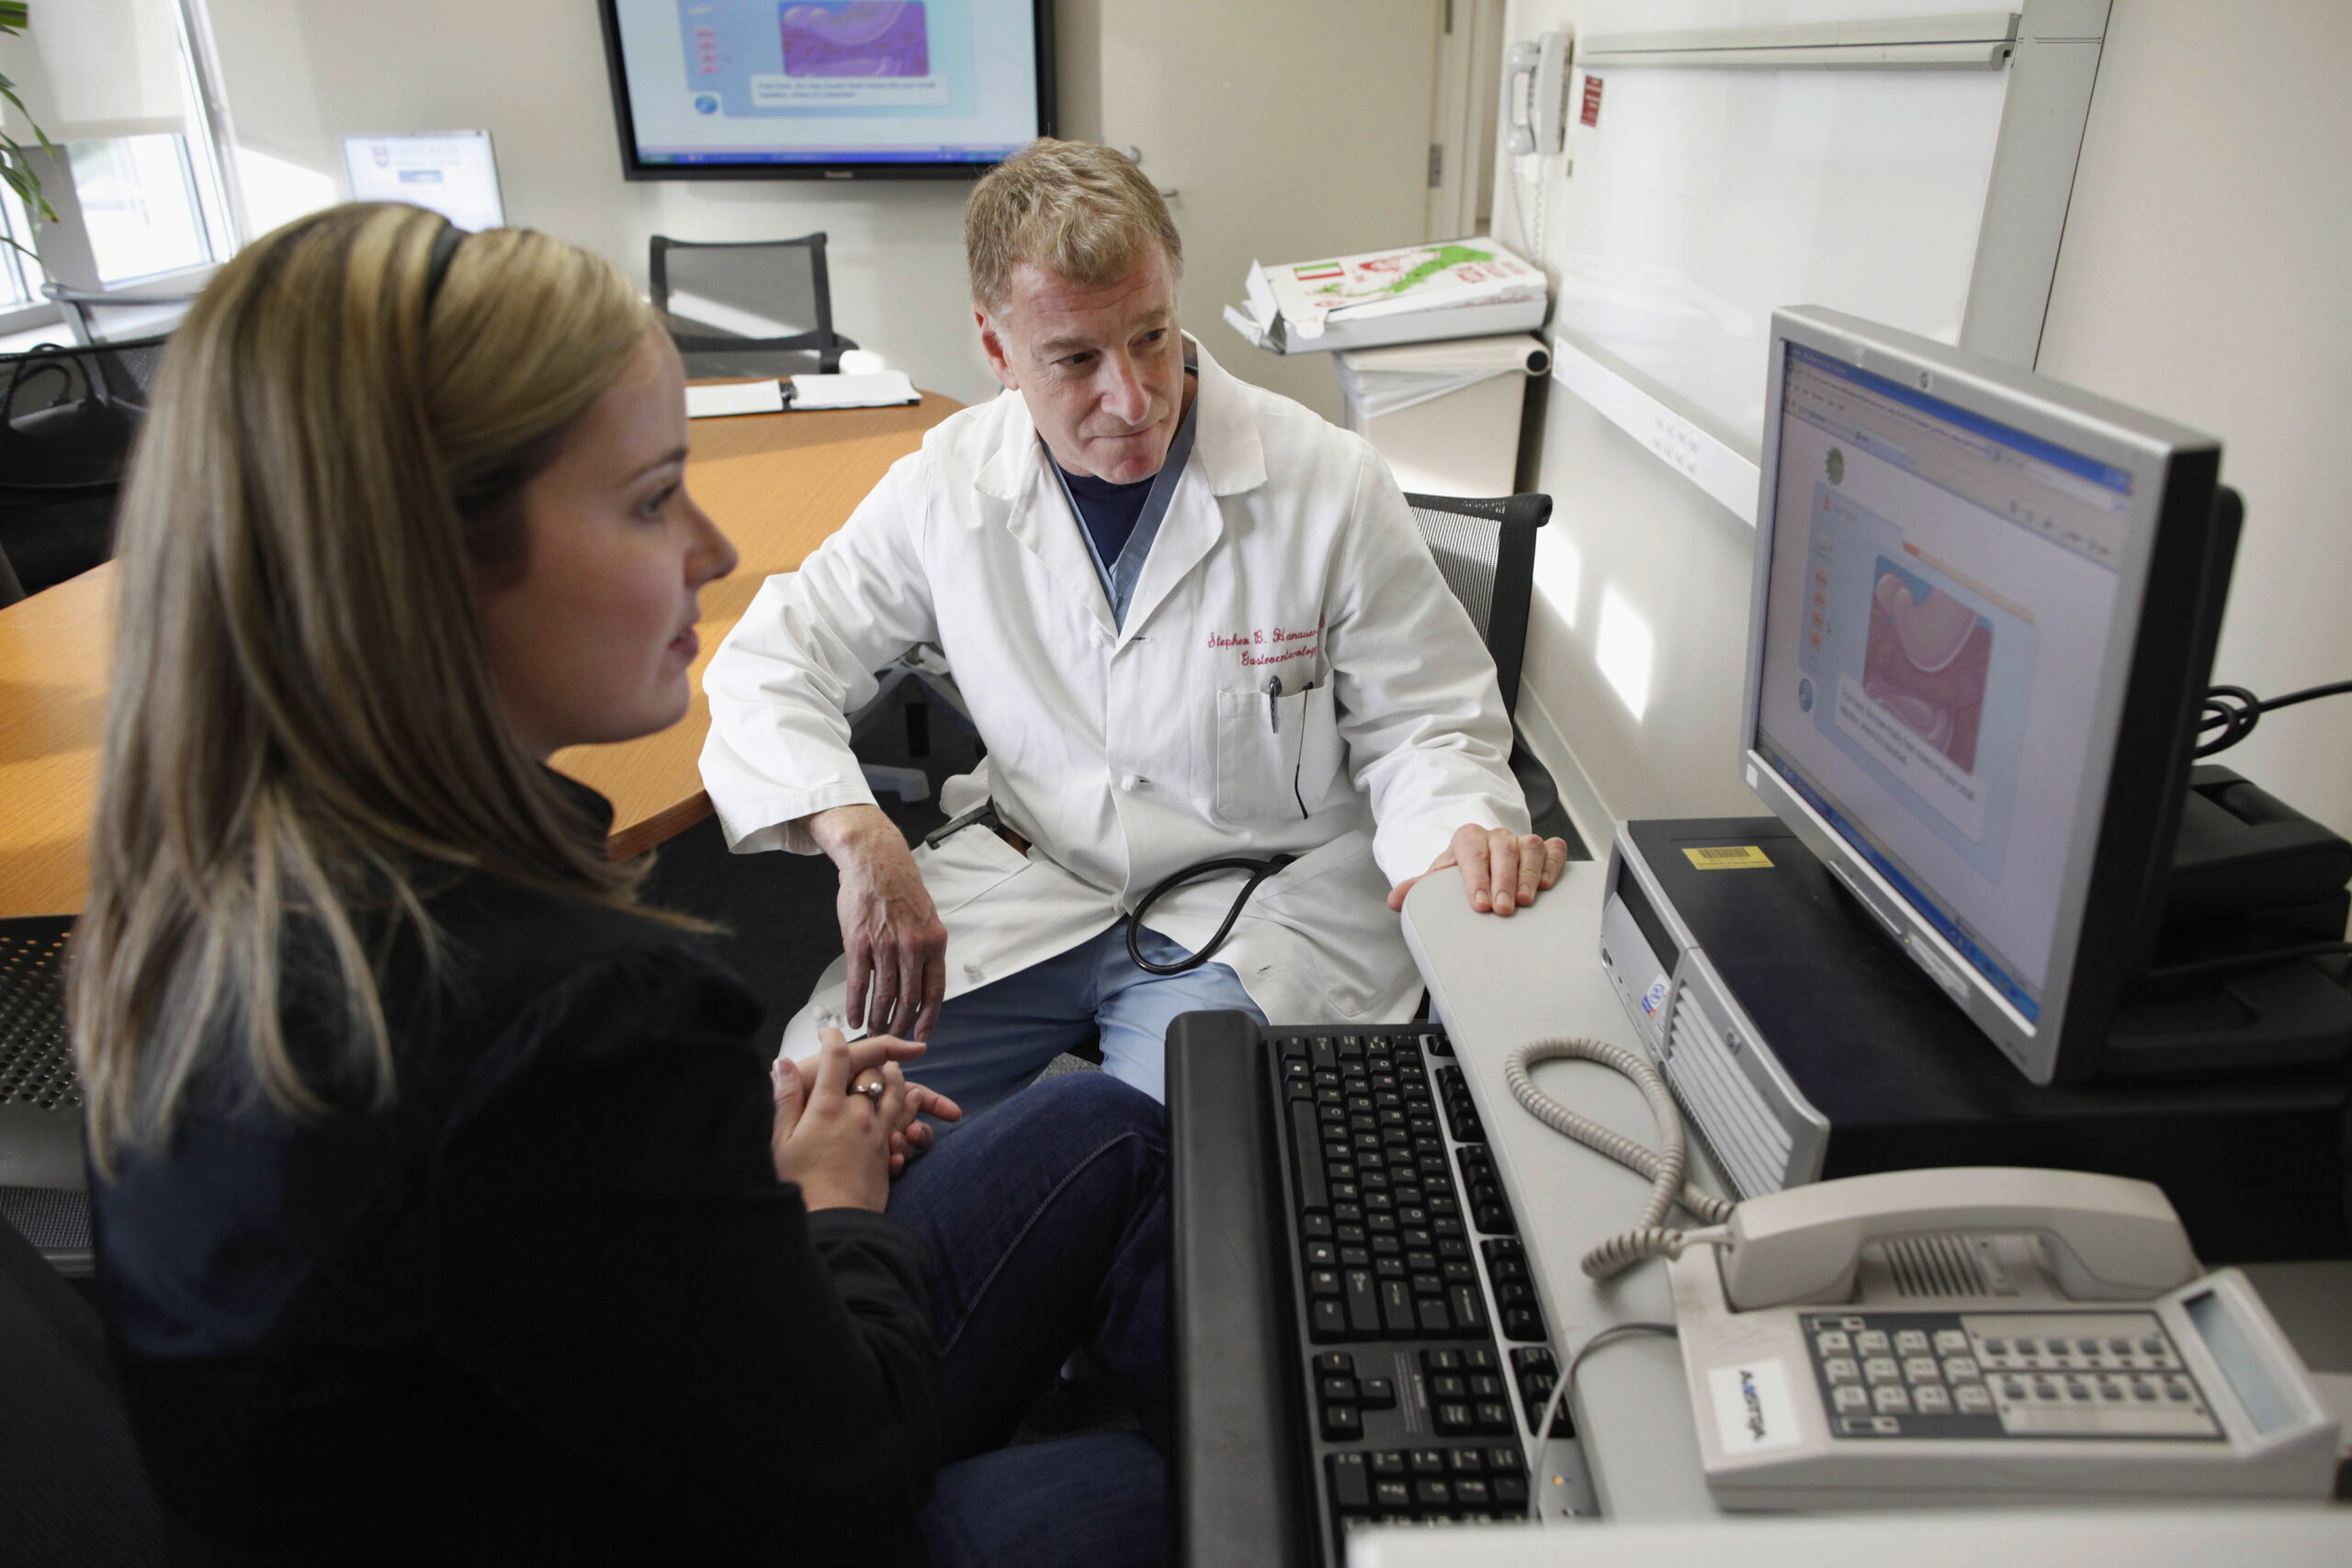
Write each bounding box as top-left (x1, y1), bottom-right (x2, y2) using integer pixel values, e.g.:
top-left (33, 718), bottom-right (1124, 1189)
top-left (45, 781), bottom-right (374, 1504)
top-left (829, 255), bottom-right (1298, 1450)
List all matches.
top-left (0, 915), bottom-right (89, 1277)
top-left (0, 915), bottom-right (164, 1564)
top-left (1402, 491), bottom-right (1583, 854)
top-left (0, 335), bottom-right (169, 596)
top-left (0, 1213), bottom-right (169, 1566)
top-left (650, 232), bottom-right (859, 378)
top-left (40, 282), bottom-right (198, 346)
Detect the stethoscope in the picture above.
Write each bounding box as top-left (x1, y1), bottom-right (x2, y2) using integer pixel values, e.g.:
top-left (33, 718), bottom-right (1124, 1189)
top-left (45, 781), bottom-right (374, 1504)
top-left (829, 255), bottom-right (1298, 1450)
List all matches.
top-left (924, 800), bottom-right (1296, 978)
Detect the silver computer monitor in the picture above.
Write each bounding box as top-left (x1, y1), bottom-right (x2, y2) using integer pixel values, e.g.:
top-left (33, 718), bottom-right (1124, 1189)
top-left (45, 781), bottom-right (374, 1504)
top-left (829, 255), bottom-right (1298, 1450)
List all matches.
top-left (342, 130), bottom-right (506, 231)
top-left (1742, 307), bottom-right (2230, 1086)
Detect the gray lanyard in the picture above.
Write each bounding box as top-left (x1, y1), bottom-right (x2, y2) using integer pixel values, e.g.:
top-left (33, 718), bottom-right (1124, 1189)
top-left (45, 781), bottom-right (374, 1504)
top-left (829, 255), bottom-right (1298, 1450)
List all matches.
top-left (1047, 380), bottom-right (1201, 630)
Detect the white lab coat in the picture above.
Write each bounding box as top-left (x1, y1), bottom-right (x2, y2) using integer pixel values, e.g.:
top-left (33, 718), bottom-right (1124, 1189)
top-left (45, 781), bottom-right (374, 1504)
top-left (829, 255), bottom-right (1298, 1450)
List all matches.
top-left (700, 340), bottom-right (1527, 1044)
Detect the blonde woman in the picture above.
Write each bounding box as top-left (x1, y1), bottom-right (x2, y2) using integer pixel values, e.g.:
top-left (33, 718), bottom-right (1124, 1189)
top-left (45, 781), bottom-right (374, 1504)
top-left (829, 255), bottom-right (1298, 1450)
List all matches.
top-left (74, 204), bottom-right (1169, 1567)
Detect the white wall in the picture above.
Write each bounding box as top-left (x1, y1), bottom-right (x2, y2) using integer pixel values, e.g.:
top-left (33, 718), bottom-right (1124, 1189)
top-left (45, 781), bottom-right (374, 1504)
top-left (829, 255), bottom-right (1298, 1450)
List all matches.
top-left (1506, 0), bottom-right (2352, 844)
top-left (1493, 0), bottom-right (1779, 837)
top-left (203, 0), bottom-right (1090, 407)
top-left (1089, 0), bottom-right (1442, 424)
top-left (195, 0), bottom-right (1441, 421)
top-left (2034, 0), bottom-right (2352, 839)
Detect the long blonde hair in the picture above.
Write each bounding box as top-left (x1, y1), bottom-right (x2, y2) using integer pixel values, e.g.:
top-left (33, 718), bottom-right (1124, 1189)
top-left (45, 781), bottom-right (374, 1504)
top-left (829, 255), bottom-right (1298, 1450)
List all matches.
top-left (74, 203), bottom-right (663, 1170)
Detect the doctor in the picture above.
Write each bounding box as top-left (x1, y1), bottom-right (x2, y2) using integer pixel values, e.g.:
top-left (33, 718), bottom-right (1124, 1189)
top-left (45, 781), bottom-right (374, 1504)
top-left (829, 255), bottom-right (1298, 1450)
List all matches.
top-left (702, 139), bottom-right (1567, 1114)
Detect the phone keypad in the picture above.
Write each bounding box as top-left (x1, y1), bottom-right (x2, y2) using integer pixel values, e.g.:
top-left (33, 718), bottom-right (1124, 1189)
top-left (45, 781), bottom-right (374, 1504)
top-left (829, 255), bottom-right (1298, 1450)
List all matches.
top-left (1801, 1312), bottom-right (2224, 1443)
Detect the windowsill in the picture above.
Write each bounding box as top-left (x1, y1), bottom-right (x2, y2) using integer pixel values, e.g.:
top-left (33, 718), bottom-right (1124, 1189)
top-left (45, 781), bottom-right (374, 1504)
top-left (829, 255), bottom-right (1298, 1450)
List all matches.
top-left (0, 302), bottom-right (63, 340)
top-left (85, 262), bottom-right (215, 296)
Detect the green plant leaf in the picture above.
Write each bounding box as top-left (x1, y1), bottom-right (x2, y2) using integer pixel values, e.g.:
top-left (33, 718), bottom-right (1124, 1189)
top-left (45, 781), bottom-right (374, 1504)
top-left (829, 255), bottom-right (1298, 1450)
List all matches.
top-left (0, 143), bottom-right (58, 221)
top-left (0, 81), bottom-right (53, 155)
top-left (0, 76), bottom-right (56, 221)
top-left (0, 4), bottom-right (58, 229)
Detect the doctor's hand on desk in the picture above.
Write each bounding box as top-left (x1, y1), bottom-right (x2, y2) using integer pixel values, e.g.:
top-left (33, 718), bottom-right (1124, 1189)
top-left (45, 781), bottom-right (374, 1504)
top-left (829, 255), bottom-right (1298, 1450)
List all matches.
top-left (1387, 825), bottom-right (1571, 918)
top-left (808, 803), bottom-right (950, 1042)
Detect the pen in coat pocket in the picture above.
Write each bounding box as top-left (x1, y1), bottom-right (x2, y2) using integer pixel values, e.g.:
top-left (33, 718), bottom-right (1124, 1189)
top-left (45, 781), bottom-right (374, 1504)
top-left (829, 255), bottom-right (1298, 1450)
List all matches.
top-left (1264, 672), bottom-right (1283, 732)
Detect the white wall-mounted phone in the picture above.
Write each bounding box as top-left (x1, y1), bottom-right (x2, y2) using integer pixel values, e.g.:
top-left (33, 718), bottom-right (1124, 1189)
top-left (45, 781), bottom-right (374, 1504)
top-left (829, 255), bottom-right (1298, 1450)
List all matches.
top-left (1666, 1167), bottom-right (2341, 1508)
top-left (1505, 29), bottom-right (1572, 157)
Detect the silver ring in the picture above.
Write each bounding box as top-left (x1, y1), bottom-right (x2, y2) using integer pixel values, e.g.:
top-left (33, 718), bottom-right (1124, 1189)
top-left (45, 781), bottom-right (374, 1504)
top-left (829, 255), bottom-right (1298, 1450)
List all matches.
top-left (850, 1079), bottom-right (884, 1102)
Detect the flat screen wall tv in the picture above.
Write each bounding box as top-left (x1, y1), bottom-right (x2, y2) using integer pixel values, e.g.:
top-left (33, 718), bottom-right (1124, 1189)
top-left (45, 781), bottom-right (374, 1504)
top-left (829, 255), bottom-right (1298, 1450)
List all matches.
top-left (599, 0), bottom-right (1054, 179)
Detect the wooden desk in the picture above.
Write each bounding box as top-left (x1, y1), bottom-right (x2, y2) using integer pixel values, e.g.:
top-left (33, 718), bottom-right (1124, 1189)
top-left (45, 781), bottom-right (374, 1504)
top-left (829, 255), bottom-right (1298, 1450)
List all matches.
top-left (0, 392), bottom-right (960, 919)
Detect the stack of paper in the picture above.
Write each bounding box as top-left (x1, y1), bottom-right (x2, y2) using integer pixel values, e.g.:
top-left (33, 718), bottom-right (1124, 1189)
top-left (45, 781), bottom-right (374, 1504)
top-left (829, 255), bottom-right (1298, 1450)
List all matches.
top-left (789, 371), bottom-right (921, 409)
top-left (684, 371), bottom-right (922, 419)
top-left (1223, 238), bottom-right (1547, 355)
top-left (685, 379), bottom-right (786, 419)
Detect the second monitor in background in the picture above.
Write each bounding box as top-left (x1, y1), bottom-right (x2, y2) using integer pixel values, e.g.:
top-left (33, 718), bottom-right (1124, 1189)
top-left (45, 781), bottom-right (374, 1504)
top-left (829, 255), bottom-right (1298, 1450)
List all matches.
top-left (342, 131), bottom-right (507, 232)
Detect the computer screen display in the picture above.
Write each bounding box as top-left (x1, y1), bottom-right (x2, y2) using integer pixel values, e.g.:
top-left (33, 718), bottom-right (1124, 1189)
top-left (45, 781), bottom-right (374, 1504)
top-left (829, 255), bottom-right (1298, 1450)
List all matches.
top-left (342, 131), bottom-right (506, 231)
top-left (1753, 342), bottom-right (2131, 1024)
top-left (599, 0), bottom-right (1052, 177)
top-left (1743, 308), bottom-right (2224, 1085)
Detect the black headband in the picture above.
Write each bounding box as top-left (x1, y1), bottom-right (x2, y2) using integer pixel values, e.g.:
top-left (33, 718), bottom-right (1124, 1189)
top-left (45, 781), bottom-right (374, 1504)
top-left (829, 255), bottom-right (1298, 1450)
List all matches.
top-left (422, 223), bottom-right (466, 314)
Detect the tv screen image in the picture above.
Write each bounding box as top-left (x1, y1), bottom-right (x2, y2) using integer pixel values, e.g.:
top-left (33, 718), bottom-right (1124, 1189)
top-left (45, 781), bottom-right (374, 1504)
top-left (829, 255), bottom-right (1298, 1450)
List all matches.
top-left (600, 0), bottom-right (1053, 177)
top-left (780, 3), bottom-right (932, 80)
top-left (1860, 559), bottom-right (1995, 777)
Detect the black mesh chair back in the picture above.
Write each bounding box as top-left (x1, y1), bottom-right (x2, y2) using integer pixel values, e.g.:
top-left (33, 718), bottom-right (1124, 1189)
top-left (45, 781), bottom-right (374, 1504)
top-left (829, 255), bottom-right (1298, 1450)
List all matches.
top-left (0, 916), bottom-right (88, 1276)
top-left (650, 232), bottom-right (859, 378)
top-left (1403, 490), bottom-right (1583, 853)
top-left (0, 336), bottom-right (170, 597)
top-left (1402, 491), bottom-right (1552, 720)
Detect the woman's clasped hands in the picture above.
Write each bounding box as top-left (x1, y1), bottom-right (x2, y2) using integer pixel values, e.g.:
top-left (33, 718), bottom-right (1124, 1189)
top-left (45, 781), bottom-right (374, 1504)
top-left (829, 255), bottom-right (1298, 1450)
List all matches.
top-left (769, 1026), bottom-right (963, 1212)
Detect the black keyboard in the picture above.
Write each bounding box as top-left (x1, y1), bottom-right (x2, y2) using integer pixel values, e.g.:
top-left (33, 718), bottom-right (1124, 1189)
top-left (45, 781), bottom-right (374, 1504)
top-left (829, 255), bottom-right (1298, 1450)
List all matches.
top-left (1265, 1022), bottom-right (1582, 1562)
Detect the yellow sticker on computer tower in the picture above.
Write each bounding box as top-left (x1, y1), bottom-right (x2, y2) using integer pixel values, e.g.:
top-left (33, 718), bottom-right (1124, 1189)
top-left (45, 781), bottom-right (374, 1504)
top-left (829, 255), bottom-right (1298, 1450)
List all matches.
top-left (1683, 845), bottom-right (1773, 870)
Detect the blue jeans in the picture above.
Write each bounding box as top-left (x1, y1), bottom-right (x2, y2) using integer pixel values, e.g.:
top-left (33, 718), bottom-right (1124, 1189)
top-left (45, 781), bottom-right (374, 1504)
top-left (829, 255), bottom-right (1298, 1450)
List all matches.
top-left (888, 1071), bottom-right (1169, 1568)
top-left (917, 924), bottom-right (1267, 1116)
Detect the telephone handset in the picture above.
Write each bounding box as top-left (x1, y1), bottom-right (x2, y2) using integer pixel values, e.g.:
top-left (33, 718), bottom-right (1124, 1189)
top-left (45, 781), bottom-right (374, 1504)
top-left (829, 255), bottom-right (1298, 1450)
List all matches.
top-left (1502, 1038), bottom-right (2342, 1507)
top-left (1505, 29), bottom-right (1572, 157)
top-left (1715, 1165), bottom-right (2198, 1310)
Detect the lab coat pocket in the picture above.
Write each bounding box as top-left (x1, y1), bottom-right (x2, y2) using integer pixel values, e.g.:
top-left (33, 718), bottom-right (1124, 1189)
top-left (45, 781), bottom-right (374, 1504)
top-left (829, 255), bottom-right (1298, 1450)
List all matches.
top-left (1215, 682), bottom-right (1342, 823)
top-left (911, 819), bottom-right (1031, 915)
top-left (1295, 682), bottom-right (1343, 812)
top-left (1215, 687), bottom-right (1304, 822)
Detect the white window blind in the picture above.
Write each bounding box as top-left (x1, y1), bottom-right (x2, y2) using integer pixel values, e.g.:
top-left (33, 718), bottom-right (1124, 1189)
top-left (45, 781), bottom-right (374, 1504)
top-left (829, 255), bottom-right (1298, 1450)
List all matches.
top-left (0, 0), bottom-right (187, 143)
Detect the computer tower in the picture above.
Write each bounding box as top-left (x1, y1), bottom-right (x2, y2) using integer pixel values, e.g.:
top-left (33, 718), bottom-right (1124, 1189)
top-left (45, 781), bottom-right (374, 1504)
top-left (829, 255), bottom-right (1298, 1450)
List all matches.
top-left (1597, 818), bottom-right (2352, 1263)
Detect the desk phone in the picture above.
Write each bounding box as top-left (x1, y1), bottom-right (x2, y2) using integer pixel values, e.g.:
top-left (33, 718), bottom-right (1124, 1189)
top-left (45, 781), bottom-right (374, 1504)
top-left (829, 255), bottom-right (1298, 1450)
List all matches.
top-left (1665, 1168), bottom-right (2340, 1507)
top-left (1499, 1029), bottom-right (2341, 1512)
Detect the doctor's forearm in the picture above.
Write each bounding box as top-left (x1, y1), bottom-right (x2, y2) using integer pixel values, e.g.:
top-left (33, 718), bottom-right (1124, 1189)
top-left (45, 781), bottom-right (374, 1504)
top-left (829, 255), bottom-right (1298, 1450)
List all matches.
top-left (806, 802), bottom-right (900, 865)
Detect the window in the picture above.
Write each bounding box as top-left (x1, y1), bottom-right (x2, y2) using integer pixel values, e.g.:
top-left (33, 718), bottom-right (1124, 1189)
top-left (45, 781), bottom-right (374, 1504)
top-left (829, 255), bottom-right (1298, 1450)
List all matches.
top-left (0, 0), bottom-right (237, 338)
top-left (68, 133), bottom-right (217, 287)
top-left (0, 185), bottom-right (38, 310)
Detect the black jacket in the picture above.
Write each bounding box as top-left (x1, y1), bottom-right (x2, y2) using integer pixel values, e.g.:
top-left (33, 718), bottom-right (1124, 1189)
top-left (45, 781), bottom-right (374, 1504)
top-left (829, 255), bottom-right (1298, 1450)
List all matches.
top-left (93, 827), bottom-right (940, 1565)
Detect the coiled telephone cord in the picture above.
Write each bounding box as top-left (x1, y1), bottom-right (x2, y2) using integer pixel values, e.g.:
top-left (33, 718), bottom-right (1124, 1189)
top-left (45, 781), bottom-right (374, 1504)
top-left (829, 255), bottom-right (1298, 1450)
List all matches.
top-left (1501, 1035), bottom-right (1734, 1278)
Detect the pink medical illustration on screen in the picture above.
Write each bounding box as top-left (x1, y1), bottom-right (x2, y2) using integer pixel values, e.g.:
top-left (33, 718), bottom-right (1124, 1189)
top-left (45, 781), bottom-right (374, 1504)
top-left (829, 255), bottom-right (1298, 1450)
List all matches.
top-left (780, 2), bottom-right (930, 77)
top-left (1862, 566), bottom-right (1992, 773)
